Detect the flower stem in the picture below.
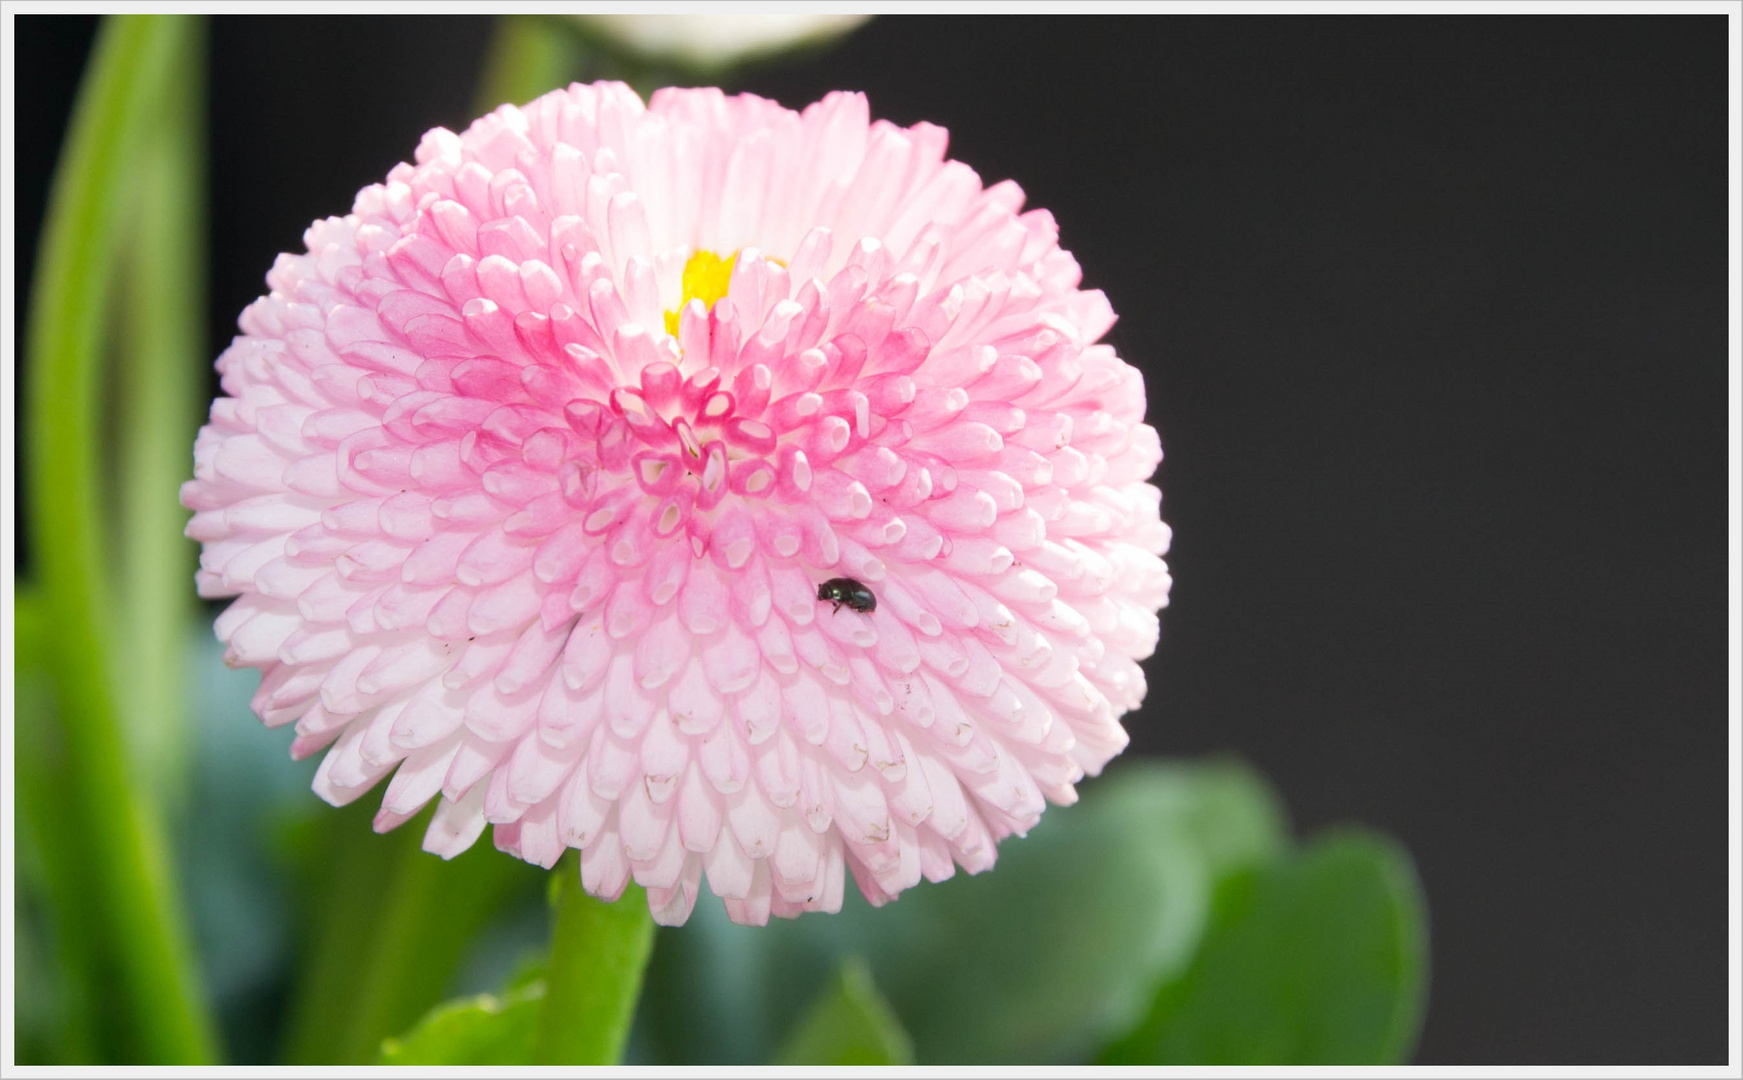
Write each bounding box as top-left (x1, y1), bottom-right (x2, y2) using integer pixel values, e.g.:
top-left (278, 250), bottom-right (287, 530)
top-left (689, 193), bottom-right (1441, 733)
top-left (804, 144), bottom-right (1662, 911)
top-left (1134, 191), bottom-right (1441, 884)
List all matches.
top-left (280, 801), bottom-right (542, 1064)
top-left (532, 866), bottom-right (655, 1064)
top-left (22, 13), bottom-right (218, 1063)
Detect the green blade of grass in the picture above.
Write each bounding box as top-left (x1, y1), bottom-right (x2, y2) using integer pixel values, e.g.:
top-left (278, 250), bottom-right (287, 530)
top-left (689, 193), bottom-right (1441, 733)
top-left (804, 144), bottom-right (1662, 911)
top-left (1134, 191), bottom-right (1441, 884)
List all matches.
top-left (22, 13), bottom-right (218, 1064)
top-left (114, 10), bottom-right (206, 810)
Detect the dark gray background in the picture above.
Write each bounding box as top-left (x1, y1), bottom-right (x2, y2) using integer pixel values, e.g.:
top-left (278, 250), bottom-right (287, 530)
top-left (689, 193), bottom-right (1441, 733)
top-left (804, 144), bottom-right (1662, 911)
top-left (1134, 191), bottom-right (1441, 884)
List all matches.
top-left (13, 15), bottom-right (1731, 1064)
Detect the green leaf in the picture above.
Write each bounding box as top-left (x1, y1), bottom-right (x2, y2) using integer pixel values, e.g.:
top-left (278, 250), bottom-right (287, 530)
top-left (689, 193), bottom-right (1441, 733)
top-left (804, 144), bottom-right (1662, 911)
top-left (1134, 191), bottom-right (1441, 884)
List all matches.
top-left (773, 958), bottom-right (914, 1066)
top-left (22, 13), bottom-right (218, 1063)
top-left (1100, 829), bottom-right (1430, 1065)
top-left (112, 9), bottom-right (206, 811)
top-left (638, 758), bottom-right (1288, 1064)
top-left (12, 588), bottom-right (101, 1063)
top-left (379, 982), bottom-right (547, 1065)
top-left (531, 863), bottom-right (656, 1064)
top-left (868, 759), bottom-right (1288, 1063)
top-left (279, 801), bottom-right (545, 1064)
top-left (370, 863), bottom-right (655, 1066)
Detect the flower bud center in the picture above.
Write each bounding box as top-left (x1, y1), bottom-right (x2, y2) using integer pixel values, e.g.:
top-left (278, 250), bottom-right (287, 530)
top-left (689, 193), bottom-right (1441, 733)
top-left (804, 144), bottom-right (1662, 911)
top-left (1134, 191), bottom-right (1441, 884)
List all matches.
top-left (663, 248), bottom-right (737, 335)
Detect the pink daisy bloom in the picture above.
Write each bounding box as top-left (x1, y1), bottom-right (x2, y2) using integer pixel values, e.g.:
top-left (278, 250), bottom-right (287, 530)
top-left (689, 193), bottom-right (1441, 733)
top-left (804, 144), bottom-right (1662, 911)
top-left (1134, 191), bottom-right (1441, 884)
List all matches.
top-left (183, 83), bottom-right (1171, 926)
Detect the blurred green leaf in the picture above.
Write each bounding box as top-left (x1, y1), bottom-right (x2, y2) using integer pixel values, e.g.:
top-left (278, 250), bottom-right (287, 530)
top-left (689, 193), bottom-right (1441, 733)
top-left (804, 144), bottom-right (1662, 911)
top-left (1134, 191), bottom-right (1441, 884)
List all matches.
top-left (639, 758), bottom-right (1288, 1064)
top-left (866, 759), bottom-right (1287, 1063)
top-left (279, 801), bottom-right (544, 1064)
top-left (1100, 829), bottom-right (1429, 1065)
top-left (773, 957), bottom-right (914, 1066)
top-left (112, 8), bottom-right (206, 810)
top-left (12, 588), bottom-right (101, 1062)
top-left (379, 982), bottom-right (547, 1065)
top-left (22, 13), bottom-right (218, 1063)
top-left (532, 864), bottom-right (656, 1064)
top-left (474, 14), bottom-right (589, 114)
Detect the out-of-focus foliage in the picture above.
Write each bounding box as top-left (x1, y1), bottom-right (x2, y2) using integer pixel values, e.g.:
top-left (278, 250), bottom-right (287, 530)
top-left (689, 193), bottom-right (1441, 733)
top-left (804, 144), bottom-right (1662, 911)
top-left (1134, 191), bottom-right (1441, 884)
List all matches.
top-left (277, 801), bottom-right (544, 1065)
top-left (17, 13), bottom-right (215, 1063)
top-left (632, 759), bottom-right (1299, 1064)
top-left (1101, 831), bottom-right (1429, 1064)
top-left (372, 865), bottom-right (655, 1066)
top-left (772, 958), bottom-right (915, 1066)
top-left (386, 758), bottom-right (1426, 1066)
top-left (379, 982), bottom-right (548, 1065)
top-left (13, 14), bottom-right (1429, 1067)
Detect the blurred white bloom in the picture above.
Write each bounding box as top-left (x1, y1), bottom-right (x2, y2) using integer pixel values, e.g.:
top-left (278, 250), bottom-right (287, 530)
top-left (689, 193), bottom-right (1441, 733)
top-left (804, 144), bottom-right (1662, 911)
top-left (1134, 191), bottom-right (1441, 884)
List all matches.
top-left (574, 13), bottom-right (870, 68)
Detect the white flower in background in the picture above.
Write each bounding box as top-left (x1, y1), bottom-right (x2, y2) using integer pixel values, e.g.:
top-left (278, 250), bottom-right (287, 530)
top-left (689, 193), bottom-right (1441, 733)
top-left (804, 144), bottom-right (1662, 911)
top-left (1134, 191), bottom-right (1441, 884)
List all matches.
top-left (574, 13), bottom-right (871, 69)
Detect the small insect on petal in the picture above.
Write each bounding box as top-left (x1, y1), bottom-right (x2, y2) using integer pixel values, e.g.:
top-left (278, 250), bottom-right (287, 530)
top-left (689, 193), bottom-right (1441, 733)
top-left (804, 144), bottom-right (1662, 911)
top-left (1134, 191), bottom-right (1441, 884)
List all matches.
top-left (816, 576), bottom-right (877, 615)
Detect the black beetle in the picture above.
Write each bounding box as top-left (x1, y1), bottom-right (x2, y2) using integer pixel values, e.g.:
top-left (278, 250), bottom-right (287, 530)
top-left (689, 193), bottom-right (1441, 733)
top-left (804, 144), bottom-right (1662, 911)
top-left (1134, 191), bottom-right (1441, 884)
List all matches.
top-left (817, 576), bottom-right (876, 614)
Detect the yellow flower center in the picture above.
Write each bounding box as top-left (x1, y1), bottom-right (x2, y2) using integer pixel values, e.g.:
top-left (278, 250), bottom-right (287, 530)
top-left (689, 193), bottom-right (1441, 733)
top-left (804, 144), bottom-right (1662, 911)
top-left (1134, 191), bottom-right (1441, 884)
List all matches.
top-left (664, 249), bottom-right (737, 336)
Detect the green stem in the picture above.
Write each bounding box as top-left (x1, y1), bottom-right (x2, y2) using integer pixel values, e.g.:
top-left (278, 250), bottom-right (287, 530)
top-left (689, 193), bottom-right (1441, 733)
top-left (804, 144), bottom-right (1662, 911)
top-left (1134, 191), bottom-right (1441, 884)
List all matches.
top-left (532, 867), bottom-right (655, 1064)
top-left (23, 13), bottom-right (218, 1064)
top-left (281, 801), bottom-right (542, 1064)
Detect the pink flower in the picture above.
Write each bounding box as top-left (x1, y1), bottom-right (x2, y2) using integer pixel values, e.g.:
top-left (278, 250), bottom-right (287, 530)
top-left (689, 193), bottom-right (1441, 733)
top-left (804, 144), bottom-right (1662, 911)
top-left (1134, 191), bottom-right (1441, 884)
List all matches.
top-left (183, 83), bottom-right (1171, 926)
